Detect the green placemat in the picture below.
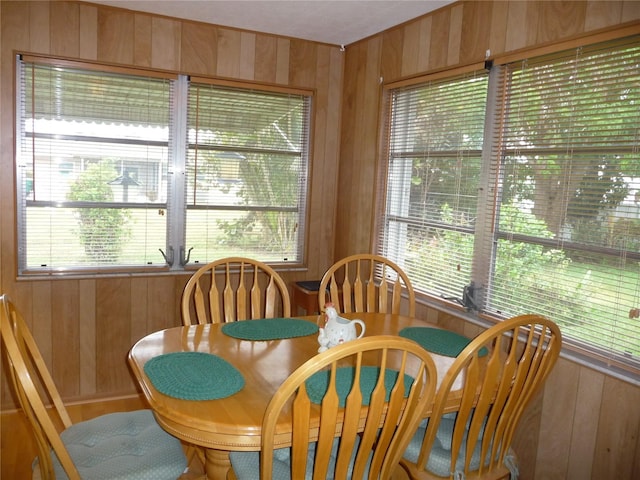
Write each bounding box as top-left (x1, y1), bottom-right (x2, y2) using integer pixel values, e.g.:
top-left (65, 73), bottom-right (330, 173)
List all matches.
top-left (144, 351), bottom-right (244, 400)
top-left (221, 318), bottom-right (319, 341)
top-left (399, 327), bottom-right (487, 357)
top-left (305, 366), bottom-right (414, 407)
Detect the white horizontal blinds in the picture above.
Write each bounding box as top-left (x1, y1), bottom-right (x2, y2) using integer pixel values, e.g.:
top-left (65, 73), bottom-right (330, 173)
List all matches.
top-left (488, 37), bottom-right (640, 365)
top-left (186, 82), bottom-right (311, 264)
top-left (380, 71), bottom-right (488, 302)
top-left (18, 59), bottom-right (172, 271)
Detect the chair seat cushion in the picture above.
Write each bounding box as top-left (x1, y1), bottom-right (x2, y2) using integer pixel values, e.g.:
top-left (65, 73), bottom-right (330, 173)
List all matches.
top-left (230, 436), bottom-right (369, 480)
top-left (403, 415), bottom-right (488, 478)
top-left (51, 409), bottom-right (187, 480)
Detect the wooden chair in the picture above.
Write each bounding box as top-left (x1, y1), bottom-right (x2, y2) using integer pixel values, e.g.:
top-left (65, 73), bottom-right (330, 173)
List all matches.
top-left (181, 256), bottom-right (291, 325)
top-left (228, 336), bottom-right (438, 480)
top-left (319, 254), bottom-right (416, 316)
top-left (0, 294), bottom-right (188, 480)
top-left (400, 314), bottom-right (562, 480)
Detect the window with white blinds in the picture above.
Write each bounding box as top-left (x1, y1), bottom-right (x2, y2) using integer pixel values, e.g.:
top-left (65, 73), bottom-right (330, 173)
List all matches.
top-left (15, 57), bottom-right (311, 274)
top-left (185, 82), bottom-right (310, 263)
top-left (485, 38), bottom-right (640, 367)
top-left (380, 70), bottom-right (489, 304)
top-left (380, 36), bottom-right (640, 371)
top-left (17, 60), bottom-right (173, 272)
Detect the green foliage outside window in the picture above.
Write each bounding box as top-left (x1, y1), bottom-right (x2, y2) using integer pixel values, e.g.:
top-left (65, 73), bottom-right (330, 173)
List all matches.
top-left (67, 161), bottom-right (132, 263)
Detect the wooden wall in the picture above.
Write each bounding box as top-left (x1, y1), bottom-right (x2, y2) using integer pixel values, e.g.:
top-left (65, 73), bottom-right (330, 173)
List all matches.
top-left (0, 0), bottom-right (343, 405)
top-left (337, 1), bottom-right (640, 479)
top-left (1, 1), bottom-right (640, 479)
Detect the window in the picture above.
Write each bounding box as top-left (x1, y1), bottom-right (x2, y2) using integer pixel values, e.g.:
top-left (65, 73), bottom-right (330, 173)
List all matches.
top-left (381, 70), bottom-right (489, 304)
top-left (16, 57), bottom-right (311, 274)
top-left (380, 37), bottom-right (640, 372)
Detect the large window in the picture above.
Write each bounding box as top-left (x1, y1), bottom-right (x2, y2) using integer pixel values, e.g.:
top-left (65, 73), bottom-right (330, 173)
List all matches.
top-left (381, 37), bottom-right (640, 372)
top-left (16, 57), bottom-right (311, 274)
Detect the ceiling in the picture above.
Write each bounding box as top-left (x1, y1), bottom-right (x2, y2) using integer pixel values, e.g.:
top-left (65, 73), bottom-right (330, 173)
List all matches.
top-left (85, 0), bottom-right (455, 46)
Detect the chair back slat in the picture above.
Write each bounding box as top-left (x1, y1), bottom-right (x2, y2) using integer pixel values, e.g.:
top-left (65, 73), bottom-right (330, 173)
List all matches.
top-left (319, 254), bottom-right (415, 317)
top-left (403, 314), bottom-right (562, 479)
top-left (181, 257), bottom-right (291, 325)
top-left (260, 336), bottom-right (438, 480)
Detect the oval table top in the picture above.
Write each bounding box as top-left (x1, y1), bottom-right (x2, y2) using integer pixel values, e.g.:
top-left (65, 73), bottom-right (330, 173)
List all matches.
top-left (129, 313), bottom-right (451, 449)
top-left (127, 312), bottom-right (470, 479)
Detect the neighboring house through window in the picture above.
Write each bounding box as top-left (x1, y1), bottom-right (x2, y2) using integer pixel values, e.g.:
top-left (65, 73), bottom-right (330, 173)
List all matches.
top-left (15, 56), bottom-right (311, 274)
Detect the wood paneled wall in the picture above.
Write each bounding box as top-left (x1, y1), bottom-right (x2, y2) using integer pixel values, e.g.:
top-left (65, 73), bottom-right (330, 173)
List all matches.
top-left (337, 2), bottom-right (640, 479)
top-left (0, 0), bottom-right (343, 404)
top-left (1, 1), bottom-right (640, 479)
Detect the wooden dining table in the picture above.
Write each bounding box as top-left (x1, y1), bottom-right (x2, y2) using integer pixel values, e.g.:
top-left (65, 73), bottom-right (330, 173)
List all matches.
top-left (127, 312), bottom-right (464, 480)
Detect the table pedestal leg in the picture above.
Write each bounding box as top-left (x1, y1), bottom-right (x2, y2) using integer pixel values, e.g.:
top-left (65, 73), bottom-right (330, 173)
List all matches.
top-left (204, 448), bottom-right (231, 480)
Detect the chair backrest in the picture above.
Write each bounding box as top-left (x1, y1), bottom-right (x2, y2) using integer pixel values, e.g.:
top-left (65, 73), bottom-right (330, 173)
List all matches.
top-left (0, 294), bottom-right (80, 480)
top-left (181, 256), bottom-right (291, 325)
top-left (260, 335), bottom-right (438, 480)
top-left (319, 254), bottom-right (415, 316)
top-left (404, 314), bottom-right (562, 479)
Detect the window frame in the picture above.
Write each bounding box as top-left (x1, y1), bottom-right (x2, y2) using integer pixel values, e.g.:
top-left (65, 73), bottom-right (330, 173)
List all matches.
top-left (15, 55), bottom-right (313, 276)
top-left (377, 38), bottom-right (640, 378)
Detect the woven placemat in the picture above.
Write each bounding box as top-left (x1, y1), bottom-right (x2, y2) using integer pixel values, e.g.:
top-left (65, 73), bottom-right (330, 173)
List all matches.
top-left (221, 318), bottom-right (319, 341)
top-left (305, 366), bottom-right (414, 407)
top-left (399, 327), bottom-right (472, 357)
top-left (399, 327), bottom-right (487, 357)
top-left (144, 352), bottom-right (244, 400)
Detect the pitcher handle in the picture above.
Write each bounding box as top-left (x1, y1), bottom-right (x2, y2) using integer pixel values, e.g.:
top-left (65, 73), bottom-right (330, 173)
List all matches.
top-left (353, 319), bottom-right (366, 339)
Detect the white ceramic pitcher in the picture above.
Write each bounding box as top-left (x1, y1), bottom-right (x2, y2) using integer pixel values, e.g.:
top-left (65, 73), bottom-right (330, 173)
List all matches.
top-left (317, 303), bottom-right (366, 352)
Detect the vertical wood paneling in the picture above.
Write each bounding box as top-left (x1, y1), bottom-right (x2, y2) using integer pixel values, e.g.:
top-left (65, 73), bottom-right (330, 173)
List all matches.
top-left (181, 22), bottom-right (218, 76)
top-left (488, 1), bottom-right (509, 57)
top-left (151, 16), bottom-right (181, 71)
top-left (592, 375), bottom-right (640, 478)
top-left (504, 0), bottom-right (535, 52)
top-left (289, 39), bottom-right (317, 88)
top-left (416, 16), bottom-right (433, 73)
top-left (446, 2), bottom-right (463, 66)
top-left (146, 275), bottom-right (179, 333)
top-left (459, 0), bottom-right (493, 64)
top-left (239, 31), bottom-right (256, 80)
top-left (97, 8), bottom-right (134, 64)
top-left (401, 20), bottom-right (422, 77)
top-left (216, 27), bottom-right (242, 78)
top-left (51, 280), bottom-right (80, 396)
top-left (79, 3), bottom-right (98, 60)
top-left (254, 34), bottom-right (277, 82)
top-left (30, 281), bottom-right (52, 366)
top-left (130, 277), bottom-right (149, 345)
top-left (567, 367), bottom-right (604, 480)
top-left (50, 1), bottom-right (79, 57)
top-left (1, 0), bottom-right (338, 410)
top-left (275, 37), bottom-right (290, 84)
top-left (30, 0), bottom-right (50, 52)
top-left (428, 8), bottom-right (451, 69)
top-left (535, 355), bottom-right (579, 478)
top-left (79, 279), bottom-right (97, 395)
top-left (96, 278), bottom-right (132, 393)
top-left (380, 27), bottom-right (403, 81)
top-left (537, 1), bottom-right (587, 44)
top-left (621, 1), bottom-right (640, 21)
top-left (585, 1), bottom-right (623, 30)
top-left (510, 390), bottom-right (544, 479)
top-left (133, 13), bottom-right (152, 67)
